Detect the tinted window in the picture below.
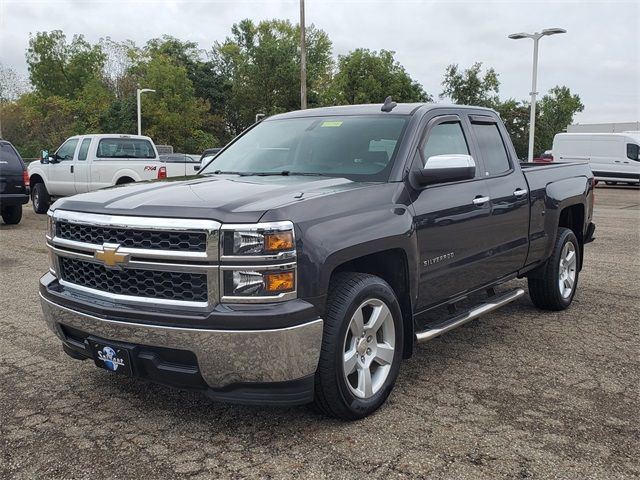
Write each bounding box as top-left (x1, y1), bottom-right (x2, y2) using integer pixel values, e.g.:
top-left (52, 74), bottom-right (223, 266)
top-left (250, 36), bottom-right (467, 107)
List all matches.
top-left (472, 123), bottom-right (511, 175)
top-left (200, 115), bottom-right (408, 181)
top-left (56, 139), bottom-right (79, 161)
top-left (97, 138), bottom-right (156, 159)
top-left (0, 142), bottom-right (23, 169)
top-left (78, 139), bottom-right (91, 161)
top-left (422, 122), bottom-right (469, 164)
top-left (626, 143), bottom-right (639, 161)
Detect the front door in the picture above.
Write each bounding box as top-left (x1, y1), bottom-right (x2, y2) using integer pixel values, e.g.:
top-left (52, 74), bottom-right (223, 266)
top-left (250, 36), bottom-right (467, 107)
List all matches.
top-left (411, 114), bottom-right (494, 311)
top-left (49, 138), bottom-right (79, 196)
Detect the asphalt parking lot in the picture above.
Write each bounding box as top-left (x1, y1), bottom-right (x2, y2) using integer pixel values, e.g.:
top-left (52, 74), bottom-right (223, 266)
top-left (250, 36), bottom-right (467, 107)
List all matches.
top-left (0, 186), bottom-right (638, 479)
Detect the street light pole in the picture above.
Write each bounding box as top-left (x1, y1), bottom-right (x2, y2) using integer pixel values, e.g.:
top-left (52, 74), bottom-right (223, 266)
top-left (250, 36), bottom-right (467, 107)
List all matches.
top-left (299, 0), bottom-right (307, 109)
top-left (136, 88), bottom-right (156, 136)
top-left (508, 28), bottom-right (566, 162)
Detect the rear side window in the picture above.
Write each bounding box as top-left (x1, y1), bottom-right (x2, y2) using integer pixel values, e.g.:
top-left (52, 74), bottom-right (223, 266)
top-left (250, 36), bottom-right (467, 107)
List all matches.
top-left (97, 138), bottom-right (156, 159)
top-left (472, 123), bottom-right (511, 176)
top-left (78, 139), bottom-right (91, 161)
top-left (422, 122), bottom-right (470, 165)
top-left (0, 142), bottom-right (24, 169)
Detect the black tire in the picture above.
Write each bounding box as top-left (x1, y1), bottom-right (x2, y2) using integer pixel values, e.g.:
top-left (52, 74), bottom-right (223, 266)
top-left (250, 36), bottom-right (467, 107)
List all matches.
top-left (528, 227), bottom-right (580, 311)
top-left (313, 272), bottom-right (403, 420)
top-left (32, 183), bottom-right (50, 214)
top-left (1, 205), bottom-right (22, 225)
top-left (605, 181), bottom-right (617, 186)
top-left (116, 177), bottom-right (134, 185)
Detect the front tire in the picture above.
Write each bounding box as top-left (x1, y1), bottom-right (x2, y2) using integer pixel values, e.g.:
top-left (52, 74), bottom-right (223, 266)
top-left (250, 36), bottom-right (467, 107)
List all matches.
top-left (528, 227), bottom-right (580, 311)
top-left (1, 205), bottom-right (22, 224)
top-left (314, 273), bottom-right (403, 420)
top-left (32, 183), bottom-right (50, 214)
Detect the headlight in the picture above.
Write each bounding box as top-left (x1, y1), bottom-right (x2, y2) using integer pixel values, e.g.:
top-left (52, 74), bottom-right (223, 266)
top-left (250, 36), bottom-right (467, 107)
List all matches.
top-left (222, 222), bottom-right (295, 257)
top-left (223, 268), bottom-right (296, 298)
top-left (220, 221), bottom-right (297, 302)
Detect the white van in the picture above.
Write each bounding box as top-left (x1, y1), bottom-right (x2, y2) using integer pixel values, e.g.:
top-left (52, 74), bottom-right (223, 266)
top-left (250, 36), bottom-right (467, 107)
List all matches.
top-left (552, 132), bottom-right (640, 185)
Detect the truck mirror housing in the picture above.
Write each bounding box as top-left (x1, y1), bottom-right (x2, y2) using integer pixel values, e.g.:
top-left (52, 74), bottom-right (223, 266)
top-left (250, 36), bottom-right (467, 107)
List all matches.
top-left (412, 154), bottom-right (476, 187)
top-left (41, 150), bottom-right (49, 164)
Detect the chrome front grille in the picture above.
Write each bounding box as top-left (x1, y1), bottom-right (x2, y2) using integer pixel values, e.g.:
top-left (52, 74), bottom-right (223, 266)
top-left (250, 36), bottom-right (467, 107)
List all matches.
top-left (60, 257), bottom-right (209, 302)
top-left (47, 210), bottom-right (220, 310)
top-left (56, 221), bottom-right (207, 252)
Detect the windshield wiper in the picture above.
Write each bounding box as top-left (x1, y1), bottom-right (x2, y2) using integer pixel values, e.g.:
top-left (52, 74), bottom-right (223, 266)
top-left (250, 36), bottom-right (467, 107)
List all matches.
top-left (252, 171), bottom-right (332, 177)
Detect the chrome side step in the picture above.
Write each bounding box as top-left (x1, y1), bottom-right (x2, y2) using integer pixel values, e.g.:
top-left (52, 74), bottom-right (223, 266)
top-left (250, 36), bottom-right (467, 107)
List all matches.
top-left (415, 288), bottom-right (525, 343)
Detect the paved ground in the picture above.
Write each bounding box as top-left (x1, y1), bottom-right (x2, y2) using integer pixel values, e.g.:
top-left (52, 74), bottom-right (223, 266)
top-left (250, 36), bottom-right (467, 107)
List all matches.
top-left (1, 186), bottom-right (638, 479)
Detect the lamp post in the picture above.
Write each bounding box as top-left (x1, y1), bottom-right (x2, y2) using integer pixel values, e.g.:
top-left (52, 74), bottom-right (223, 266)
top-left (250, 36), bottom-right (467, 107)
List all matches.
top-left (508, 28), bottom-right (566, 162)
top-left (299, 0), bottom-right (307, 109)
top-left (136, 88), bottom-right (156, 136)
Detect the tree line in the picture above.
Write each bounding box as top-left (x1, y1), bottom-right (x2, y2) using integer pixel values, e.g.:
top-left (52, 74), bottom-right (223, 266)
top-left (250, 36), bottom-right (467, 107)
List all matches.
top-left (0, 20), bottom-right (583, 159)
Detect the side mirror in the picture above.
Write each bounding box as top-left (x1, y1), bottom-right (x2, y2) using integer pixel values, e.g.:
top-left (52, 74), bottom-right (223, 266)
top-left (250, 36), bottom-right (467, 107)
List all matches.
top-left (412, 154), bottom-right (476, 187)
top-left (40, 150), bottom-right (49, 164)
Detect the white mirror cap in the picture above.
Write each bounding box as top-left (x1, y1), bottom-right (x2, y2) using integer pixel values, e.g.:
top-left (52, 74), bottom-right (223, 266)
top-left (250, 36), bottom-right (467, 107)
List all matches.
top-left (425, 154), bottom-right (475, 169)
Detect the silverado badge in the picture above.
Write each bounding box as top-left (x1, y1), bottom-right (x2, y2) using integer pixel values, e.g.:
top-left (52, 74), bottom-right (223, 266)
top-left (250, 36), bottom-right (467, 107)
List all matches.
top-left (95, 243), bottom-right (130, 268)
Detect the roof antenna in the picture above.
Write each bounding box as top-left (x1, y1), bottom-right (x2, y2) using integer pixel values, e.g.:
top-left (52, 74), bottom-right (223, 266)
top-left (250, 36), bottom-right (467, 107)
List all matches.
top-left (381, 96), bottom-right (397, 112)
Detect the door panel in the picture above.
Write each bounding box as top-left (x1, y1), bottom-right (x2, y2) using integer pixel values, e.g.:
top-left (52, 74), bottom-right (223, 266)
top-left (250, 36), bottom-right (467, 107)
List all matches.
top-left (469, 117), bottom-right (529, 279)
top-left (49, 138), bottom-right (79, 196)
top-left (74, 138), bottom-right (92, 193)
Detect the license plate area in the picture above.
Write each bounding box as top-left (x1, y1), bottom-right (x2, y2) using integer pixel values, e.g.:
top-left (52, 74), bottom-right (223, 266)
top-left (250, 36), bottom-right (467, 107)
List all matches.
top-left (88, 337), bottom-right (134, 376)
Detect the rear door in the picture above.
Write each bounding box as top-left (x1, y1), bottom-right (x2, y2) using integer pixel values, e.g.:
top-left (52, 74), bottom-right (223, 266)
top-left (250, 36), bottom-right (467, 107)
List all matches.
top-left (0, 142), bottom-right (26, 197)
top-left (74, 137), bottom-right (92, 193)
top-left (468, 115), bottom-right (529, 279)
top-left (48, 138), bottom-right (80, 196)
top-left (411, 113), bottom-right (494, 310)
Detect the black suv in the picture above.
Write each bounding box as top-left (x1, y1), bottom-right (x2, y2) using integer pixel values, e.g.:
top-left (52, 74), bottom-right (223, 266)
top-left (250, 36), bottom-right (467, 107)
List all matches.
top-left (0, 140), bottom-right (29, 224)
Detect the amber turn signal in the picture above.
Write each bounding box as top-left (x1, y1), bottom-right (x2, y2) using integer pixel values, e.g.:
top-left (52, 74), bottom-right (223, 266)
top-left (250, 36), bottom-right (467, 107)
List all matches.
top-left (265, 271), bottom-right (295, 293)
top-left (264, 231), bottom-right (294, 252)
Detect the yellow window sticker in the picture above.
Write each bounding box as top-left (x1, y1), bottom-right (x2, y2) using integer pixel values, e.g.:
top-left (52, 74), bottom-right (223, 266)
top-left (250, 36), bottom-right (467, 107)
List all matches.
top-left (321, 121), bottom-right (343, 127)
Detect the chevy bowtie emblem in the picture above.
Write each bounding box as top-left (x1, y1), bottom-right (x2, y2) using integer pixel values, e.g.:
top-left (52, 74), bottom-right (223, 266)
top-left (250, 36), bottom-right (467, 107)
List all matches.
top-left (95, 243), bottom-right (130, 268)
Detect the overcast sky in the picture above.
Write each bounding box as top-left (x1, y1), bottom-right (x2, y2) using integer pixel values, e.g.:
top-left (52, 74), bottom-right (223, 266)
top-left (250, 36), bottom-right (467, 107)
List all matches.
top-left (1, 0), bottom-right (638, 123)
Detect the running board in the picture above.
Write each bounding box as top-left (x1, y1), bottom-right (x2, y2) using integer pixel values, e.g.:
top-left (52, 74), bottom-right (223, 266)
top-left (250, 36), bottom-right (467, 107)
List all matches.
top-left (415, 288), bottom-right (525, 343)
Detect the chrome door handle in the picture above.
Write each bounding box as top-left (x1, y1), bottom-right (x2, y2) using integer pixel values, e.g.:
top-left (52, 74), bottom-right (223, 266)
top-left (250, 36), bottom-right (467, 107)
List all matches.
top-left (513, 188), bottom-right (528, 198)
top-left (473, 195), bottom-right (490, 206)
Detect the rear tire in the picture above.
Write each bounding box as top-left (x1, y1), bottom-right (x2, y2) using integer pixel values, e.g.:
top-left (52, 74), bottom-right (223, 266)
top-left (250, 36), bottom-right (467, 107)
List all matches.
top-left (32, 183), bottom-right (50, 214)
top-left (313, 272), bottom-right (403, 420)
top-left (1, 205), bottom-right (22, 224)
top-left (528, 227), bottom-right (580, 311)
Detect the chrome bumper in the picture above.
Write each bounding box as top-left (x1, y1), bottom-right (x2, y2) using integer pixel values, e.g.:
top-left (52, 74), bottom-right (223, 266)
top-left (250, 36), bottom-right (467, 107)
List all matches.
top-left (40, 294), bottom-right (323, 388)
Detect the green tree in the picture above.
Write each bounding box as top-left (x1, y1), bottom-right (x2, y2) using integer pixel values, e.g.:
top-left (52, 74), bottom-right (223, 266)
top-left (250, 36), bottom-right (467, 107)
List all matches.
top-left (325, 49), bottom-right (430, 105)
top-left (212, 19), bottom-right (333, 134)
top-left (495, 99), bottom-right (530, 160)
top-left (26, 30), bottom-right (106, 99)
top-left (440, 62), bottom-right (500, 107)
top-left (536, 86), bottom-right (584, 154)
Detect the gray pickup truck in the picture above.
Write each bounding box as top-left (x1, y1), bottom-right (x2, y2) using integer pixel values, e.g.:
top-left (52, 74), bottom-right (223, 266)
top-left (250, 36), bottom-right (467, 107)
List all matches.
top-left (39, 102), bottom-right (595, 419)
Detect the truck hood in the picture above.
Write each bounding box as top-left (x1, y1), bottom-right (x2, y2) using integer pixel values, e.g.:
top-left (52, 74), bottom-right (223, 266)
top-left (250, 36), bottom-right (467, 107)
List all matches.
top-left (51, 174), bottom-right (373, 223)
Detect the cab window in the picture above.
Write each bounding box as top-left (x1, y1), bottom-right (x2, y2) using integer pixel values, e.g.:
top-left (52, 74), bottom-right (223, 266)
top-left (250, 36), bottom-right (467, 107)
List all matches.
top-left (471, 122), bottom-right (511, 176)
top-left (78, 139), bottom-right (91, 161)
top-left (422, 122), bottom-right (470, 164)
top-left (55, 139), bottom-right (79, 161)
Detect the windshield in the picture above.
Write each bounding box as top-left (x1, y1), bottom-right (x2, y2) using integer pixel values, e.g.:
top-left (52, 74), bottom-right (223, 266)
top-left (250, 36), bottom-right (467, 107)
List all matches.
top-left (200, 115), bottom-right (408, 181)
top-left (97, 138), bottom-right (156, 159)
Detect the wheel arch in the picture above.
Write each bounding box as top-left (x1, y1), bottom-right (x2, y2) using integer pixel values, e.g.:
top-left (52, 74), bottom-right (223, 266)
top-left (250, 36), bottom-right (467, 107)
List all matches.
top-left (328, 248), bottom-right (414, 359)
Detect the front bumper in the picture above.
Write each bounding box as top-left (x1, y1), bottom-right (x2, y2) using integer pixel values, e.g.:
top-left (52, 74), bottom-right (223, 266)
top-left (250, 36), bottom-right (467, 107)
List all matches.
top-left (40, 274), bottom-right (324, 405)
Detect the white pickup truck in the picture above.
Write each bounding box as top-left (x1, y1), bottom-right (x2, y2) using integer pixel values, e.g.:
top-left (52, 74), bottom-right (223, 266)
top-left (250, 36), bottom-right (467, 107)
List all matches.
top-left (28, 134), bottom-right (200, 213)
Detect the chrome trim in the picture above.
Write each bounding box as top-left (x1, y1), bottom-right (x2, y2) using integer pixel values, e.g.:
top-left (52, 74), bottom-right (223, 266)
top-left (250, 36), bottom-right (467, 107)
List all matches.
top-left (51, 209), bottom-right (221, 261)
top-left (415, 288), bottom-right (525, 343)
top-left (221, 250), bottom-right (296, 262)
top-left (220, 220), bottom-right (294, 232)
top-left (40, 293), bottom-right (323, 387)
top-left (513, 188), bottom-right (529, 198)
top-left (473, 196), bottom-right (490, 206)
top-left (58, 279), bottom-right (210, 310)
